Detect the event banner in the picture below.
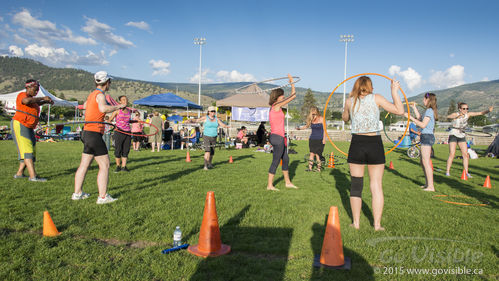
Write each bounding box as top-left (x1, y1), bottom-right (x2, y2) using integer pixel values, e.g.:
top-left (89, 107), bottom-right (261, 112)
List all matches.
top-left (231, 107), bottom-right (269, 121)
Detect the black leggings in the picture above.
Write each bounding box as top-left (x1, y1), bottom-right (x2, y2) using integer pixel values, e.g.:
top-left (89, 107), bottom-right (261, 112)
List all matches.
top-left (114, 131), bottom-right (131, 158)
top-left (268, 134), bottom-right (289, 174)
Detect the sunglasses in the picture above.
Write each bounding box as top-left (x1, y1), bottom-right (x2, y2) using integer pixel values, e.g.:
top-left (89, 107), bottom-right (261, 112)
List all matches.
top-left (210, 110), bottom-right (216, 113)
top-left (461, 108), bottom-right (469, 110)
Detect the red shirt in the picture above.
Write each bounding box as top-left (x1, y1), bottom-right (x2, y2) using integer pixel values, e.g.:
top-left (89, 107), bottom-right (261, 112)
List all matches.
top-left (12, 91), bottom-right (39, 129)
top-left (269, 106), bottom-right (285, 137)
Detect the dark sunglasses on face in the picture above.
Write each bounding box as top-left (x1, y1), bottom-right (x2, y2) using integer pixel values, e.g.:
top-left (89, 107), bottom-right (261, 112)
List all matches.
top-left (461, 108), bottom-right (469, 110)
top-left (210, 110), bottom-right (216, 113)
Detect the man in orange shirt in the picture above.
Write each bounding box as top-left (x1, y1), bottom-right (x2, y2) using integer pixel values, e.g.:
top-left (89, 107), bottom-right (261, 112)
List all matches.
top-left (12, 79), bottom-right (53, 181)
top-left (73, 71), bottom-right (126, 204)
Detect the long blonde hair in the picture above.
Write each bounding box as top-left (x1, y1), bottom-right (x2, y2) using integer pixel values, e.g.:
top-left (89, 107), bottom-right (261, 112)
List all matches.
top-left (350, 76), bottom-right (373, 113)
top-left (424, 93), bottom-right (438, 121)
top-left (306, 106), bottom-right (320, 127)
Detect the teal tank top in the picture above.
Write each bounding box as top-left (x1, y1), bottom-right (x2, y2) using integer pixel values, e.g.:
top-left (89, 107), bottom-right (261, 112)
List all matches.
top-left (203, 116), bottom-right (218, 137)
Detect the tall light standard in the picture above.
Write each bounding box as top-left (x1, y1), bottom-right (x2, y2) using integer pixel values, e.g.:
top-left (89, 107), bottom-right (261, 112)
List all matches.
top-left (194, 37), bottom-right (206, 117)
top-left (339, 34), bottom-right (354, 131)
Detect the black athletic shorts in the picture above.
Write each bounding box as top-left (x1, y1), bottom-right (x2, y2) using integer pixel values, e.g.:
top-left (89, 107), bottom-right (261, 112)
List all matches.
top-left (448, 134), bottom-right (466, 143)
top-left (81, 130), bottom-right (108, 156)
top-left (309, 139), bottom-right (325, 155)
top-left (347, 134), bottom-right (385, 165)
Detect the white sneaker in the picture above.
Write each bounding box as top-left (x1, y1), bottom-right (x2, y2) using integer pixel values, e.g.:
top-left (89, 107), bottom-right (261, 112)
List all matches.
top-left (96, 194), bottom-right (117, 204)
top-left (72, 192), bottom-right (90, 200)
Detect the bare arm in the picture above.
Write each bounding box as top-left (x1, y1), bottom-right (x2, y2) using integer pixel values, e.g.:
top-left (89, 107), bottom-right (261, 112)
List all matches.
top-left (342, 98), bottom-right (351, 122)
top-left (468, 106), bottom-right (493, 117)
top-left (447, 112), bottom-right (460, 119)
top-left (96, 93), bottom-right (125, 113)
top-left (272, 74), bottom-right (297, 110)
top-left (109, 110), bottom-right (118, 121)
top-left (411, 103), bottom-right (421, 120)
top-left (410, 115), bottom-right (430, 129)
top-left (217, 119), bottom-right (229, 128)
top-left (374, 80), bottom-right (404, 115)
top-left (189, 116), bottom-right (207, 123)
top-left (22, 96), bottom-right (53, 105)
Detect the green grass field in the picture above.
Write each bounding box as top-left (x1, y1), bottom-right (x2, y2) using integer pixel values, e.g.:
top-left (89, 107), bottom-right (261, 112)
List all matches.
top-left (0, 140), bottom-right (497, 280)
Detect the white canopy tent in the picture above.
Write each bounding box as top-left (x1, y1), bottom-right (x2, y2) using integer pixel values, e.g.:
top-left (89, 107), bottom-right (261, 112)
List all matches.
top-left (0, 84), bottom-right (78, 125)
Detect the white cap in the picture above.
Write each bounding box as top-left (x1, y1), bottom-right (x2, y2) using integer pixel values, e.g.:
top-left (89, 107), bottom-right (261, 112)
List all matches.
top-left (207, 106), bottom-right (217, 112)
top-left (94, 71), bottom-right (111, 84)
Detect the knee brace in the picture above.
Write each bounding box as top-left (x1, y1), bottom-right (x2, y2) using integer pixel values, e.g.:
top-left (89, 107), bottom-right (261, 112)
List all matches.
top-left (350, 176), bottom-right (364, 198)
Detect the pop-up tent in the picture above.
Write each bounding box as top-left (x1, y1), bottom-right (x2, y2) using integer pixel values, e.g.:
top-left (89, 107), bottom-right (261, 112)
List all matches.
top-left (133, 93), bottom-right (202, 109)
top-left (0, 84), bottom-right (78, 125)
top-left (216, 84), bottom-right (270, 122)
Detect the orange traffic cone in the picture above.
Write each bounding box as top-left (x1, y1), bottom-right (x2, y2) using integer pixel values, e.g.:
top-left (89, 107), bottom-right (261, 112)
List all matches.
top-left (483, 175), bottom-right (491, 188)
top-left (460, 169), bottom-right (468, 180)
top-left (430, 159), bottom-right (434, 171)
top-left (328, 153), bottom-right (335, 168)
top-left (43, 211), bottom-right (61, 237)
top-left (229, 156), bottom-right (233, 163)
top-left (186, 150), bottom-right (191, 162)
top-left (188, 191), bottom-right (231, 257)
top-left (280, 159), bottom-right (282, 166)
top-left (313, 206), bottom-right (351, 269)
top-left (388, 161), bottom-right (394, 170)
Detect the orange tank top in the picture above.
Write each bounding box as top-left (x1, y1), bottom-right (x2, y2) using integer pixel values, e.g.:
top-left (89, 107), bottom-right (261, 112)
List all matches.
top-left (83, 89), bottom-right (106, 133)
top-left (12, 91), bottom-right (40, 129)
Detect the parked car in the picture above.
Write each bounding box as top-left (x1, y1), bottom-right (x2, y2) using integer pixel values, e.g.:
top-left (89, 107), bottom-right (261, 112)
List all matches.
top-left (388, 121), bottom-right (407, 132)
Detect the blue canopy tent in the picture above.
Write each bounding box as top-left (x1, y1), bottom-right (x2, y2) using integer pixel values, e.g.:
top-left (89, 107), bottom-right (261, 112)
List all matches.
top-left (133, 93), bottom-right (202, 110)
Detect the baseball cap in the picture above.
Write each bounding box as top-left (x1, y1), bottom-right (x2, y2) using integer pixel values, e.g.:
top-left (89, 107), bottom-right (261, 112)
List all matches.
top-left (207, 106), bottom-right (217, 112)
top-left (94, 71), bottom-right (111, 84)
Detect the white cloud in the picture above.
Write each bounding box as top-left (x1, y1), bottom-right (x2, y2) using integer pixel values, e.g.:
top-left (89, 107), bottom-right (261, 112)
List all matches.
top-left (190, 68), bottom-right (212, 83)
top-left (13, 34), bottom-right (29, 45)
top-left (9, 45), bottom-right (24, 56)
top-left (24, 44), bottom-right (108, 66)
top-left (449, 53), bottom-right (455, 58)
top-left (388, 65), bottom-right (422, 91)
top-left (83, 17), bottom-right (134, 49)
top-left (429, 65), bottom-right (465, 89)
top-left (12, 9), bottom-right (96, 46)
top-left (216, 70), bottom-right (256, 82)
top-left (125, 21), bottom-right (151, 32)
top-left (149, 59), bottom-right (171, 76)
top-left (109, 49), bottom-right (117, 57)
top-left (481, 77), bottom-right (489, 82)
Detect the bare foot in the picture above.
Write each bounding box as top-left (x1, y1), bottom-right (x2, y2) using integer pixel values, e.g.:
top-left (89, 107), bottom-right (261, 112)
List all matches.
top-left (267, 186), bottom-right (280, 191)
top-left (423, 187), bottom-right (435, 192)
top-left (420, 185), bottom-right (427, 189)
top-left (285, 183), bottom-right (298, 189)
top-left (374, 226), bottom-right (385, 231)
top-left (349, 223), bottom-right (359, 230)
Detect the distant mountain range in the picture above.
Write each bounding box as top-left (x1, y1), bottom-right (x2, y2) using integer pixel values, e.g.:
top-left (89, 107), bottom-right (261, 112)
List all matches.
top-left (0, 57), bottom-right (497, 119)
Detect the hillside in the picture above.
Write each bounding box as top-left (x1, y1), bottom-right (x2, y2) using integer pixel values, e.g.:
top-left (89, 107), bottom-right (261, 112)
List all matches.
top-left (0, 57), bottom-right (215, 106)
top-left (1, 57), bottom-right (497, 120)
top-left (409, 80), bottom-right (499, 119)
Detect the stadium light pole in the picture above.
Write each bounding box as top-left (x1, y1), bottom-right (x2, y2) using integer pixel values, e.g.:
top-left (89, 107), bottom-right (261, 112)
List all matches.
top-left (339, 34), bottom-right (354, 131)
top-left (194, 37), bottom-right (206, 118)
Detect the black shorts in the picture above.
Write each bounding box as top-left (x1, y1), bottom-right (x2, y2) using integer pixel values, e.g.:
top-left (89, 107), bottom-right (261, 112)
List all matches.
top-left (203, 136), bottom-right (216, 154)
top-left (81, 130), bottom-right (108, 156)
top-left (448, 134), bottom-right (466, 143)
top-left (132, 134), bottom-right (142, 142)
top-left (309, 139), bottom-right (324, 155)
top-left (347, 134), bottom-right (385, 165)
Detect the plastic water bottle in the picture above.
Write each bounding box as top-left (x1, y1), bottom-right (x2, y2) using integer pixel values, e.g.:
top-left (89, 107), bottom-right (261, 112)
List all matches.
top-left (173, 226), bottom-right (182, 247)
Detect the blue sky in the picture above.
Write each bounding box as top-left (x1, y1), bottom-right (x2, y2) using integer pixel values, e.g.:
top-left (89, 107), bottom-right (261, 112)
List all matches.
top-left (1, 0), bottom-right (498, 97)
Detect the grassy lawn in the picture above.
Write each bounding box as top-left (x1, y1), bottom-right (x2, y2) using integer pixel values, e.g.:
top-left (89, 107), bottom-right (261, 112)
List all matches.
top-left (0, 139), bottom-right (497, 280)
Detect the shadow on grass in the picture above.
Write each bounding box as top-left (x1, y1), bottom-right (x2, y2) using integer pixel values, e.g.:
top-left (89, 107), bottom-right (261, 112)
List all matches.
top-left (310, 221), bottom-right (374, 280)
top-left (330, 169), bottom-right (373, 227)
top-left (189, 205), bottom-right (293, 281)
top-left (272, 160), bottom-right (300, 187)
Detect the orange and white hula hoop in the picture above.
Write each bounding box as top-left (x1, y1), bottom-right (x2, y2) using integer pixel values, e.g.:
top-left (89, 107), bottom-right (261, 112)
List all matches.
top-left (322, 73), bottom-right (411, 156)
top-left (432, 195), bottom-right (489, 207)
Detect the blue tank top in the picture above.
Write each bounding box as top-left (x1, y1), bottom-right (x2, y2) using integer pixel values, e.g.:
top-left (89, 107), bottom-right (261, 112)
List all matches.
top-left (203, 116), bottom-right (218, 137)
top-left (310, 122), bottom-right (324, 140)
